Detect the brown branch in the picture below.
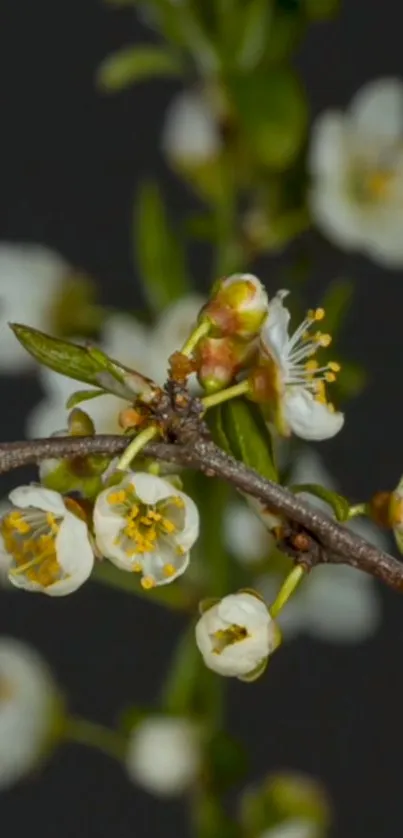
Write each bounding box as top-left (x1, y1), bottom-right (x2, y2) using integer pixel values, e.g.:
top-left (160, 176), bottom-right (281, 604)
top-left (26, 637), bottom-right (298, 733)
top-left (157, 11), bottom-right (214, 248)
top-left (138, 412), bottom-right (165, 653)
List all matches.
top-left (0, 435), bottom-right (401, 592)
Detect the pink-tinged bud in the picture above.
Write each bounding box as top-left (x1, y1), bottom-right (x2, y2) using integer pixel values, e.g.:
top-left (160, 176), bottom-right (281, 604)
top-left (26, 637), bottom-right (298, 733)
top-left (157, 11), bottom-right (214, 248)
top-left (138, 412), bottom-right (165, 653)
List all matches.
top-left (202, 273), bottom-right (268, 341)
top-left (196, 336), bottom-right (256, 393)
top-left (389, 482), bottom-right (403, 553)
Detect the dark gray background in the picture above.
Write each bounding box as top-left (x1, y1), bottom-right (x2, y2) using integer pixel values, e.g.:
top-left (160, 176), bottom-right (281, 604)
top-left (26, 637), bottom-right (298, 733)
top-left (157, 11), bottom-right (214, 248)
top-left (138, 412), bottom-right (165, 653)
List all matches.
top-left (1, 2), bottom-right (403, 836)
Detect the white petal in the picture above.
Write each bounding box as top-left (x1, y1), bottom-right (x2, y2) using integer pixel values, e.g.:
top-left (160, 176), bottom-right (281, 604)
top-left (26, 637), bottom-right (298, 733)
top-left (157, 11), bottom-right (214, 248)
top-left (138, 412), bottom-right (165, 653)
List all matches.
top-left (304, 564), bottom-right (380, 643)
top-left (52, 512), bottom-right (94, 595)
top-left (9, 485), bottom-right (67, 516)
top-left (0, 638), bottom-right (56, 789)
top-left (260, 291), bottom-right (291, 362)
top-left (141, 548), bottom-right (190, 586)
top-left (284, 389), bottom-right (344, 441)
top-left (126, 716), bottom-right (200, 796)
top-left (349, 77), bottom-right (403, 139)
top-left (259, 818), bottom-right (319, 838)
top-left (162, 91), bottom-right (221, 163)
top-left (309, 182), bottom-right (367, 250)
top-left (126, 472), bottom-right (181, 506)
top-left (309, 111), bottom-right (348, 178)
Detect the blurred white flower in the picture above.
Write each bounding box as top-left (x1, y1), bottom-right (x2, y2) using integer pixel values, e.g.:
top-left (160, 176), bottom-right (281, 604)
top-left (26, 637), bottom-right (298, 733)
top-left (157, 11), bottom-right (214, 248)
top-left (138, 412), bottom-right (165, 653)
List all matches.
top-left (93, 472), bottom-right (199, 589)
top-left (258, 448), bottom-right (385, 643)
top-left (259, 819), bottom-right (319, 838)
top-left (195, 591), bottom-right (281, 679)
top-left (309, 78), bottom-right (403, 266)
top-left (126, 716), bottom-right (200, 796)
top-left (162, 90), bottom-right (222, 165)
top-left (0, 243), bottom-right (69, 373)
top-left (224, 501), bottom-right (274, 564)
top-left (0, 486), bottom-right (94, 596)
top-left (258, 290), bottom-right (344, 441)
top-left (0, 638), bottom-right (57, 789)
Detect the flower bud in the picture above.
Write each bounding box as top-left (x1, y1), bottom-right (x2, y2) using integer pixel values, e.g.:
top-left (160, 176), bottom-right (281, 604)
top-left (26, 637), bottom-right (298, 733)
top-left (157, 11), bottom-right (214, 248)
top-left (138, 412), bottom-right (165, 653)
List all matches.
top-left (126, 715), bottom-right (201, 797)
top-left (388, 480), bottom-right (403, 552)
top-left (202, 274), bottom-right (269, 341)
top-left (196, 335), bottom-right (256, 393)
top-left (195, 590), bottom-right (281, 680)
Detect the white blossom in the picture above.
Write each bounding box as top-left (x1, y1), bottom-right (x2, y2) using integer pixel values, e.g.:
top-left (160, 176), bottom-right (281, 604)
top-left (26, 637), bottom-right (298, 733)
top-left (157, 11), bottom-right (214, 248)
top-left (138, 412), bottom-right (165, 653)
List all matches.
top-left (259, 819), bottom-right (319, 838)
top-left (259, 290), bottom-right (344, 440)
top-left (309, 78), bottom-right (403, 266)
top-left (195, 592), bottom-right (281, 679)
top-left (126, 716), bottom-right (200, 796)
top-left (0, 486), bottom-right (94, 596)
top-left (258, 448), bottom-right (384, 643)
top-left (162, 90), bottom-right (221, 165)
top-left (0, 638), bottom-right (57, 789)
top-left (0, 243), bottom-right (69, 373)
top-left (93, 472), bottom-right (199, 589)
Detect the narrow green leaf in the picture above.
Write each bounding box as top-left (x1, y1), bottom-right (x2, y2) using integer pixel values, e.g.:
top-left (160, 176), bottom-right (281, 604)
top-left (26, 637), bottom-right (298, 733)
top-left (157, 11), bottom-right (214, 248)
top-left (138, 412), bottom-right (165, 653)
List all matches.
top-left (96, 45), bottom-right (183, 92)
top-left (290, 482), bottom-right (350, 521)
top-left (235, 0), bottom-right (273, 69)
top-left (66, 389), bottom-right (107, 409)
top-left (136, 181), bottom-right (189, 314)
top-left (220, 398), bottom-right (278, 482)
top-left (10, 324), bottom-right (154, 400)
top-left (320, 279), bottom-right (354, 337)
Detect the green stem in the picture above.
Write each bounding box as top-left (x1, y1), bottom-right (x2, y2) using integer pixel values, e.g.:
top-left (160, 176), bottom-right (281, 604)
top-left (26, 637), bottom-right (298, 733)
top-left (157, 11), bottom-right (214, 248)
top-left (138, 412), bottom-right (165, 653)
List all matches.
top-left (270, 565), bottom-right (306, 618)
top-left (64, 717), bottom-right (126, 761)
top-left (181, 320), bottom-right (211, 357)
top-left (116, 424), bottom-right (159, 471)
top-left (202, 379), bottom-right (250, 410)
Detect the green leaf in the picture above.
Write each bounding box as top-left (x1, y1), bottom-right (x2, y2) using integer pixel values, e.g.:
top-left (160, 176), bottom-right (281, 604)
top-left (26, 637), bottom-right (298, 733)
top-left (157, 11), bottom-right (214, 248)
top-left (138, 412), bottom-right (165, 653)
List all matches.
top-left (219, 398), bottom-right (278, 482)
top-left (228, 69), bottom-right (308, 170)
top-left (335, 359), bottom-right (367, 401)
top-left (10, 324), bottom-right (154, 400)
top-left (235, 0), bottom-right (273, 69)
top-left (96, 45), bottom-right (183, 92)
top-left (65, 389), bottom-right (107, 409)
top-left (136, 181), bottom-right (189, 314)
top-left (290, 482), bottom-right (350, 521)
top-left (205, 731), bottom-right (248, 790)
top-left (320, 278), bottom-right (354, 337)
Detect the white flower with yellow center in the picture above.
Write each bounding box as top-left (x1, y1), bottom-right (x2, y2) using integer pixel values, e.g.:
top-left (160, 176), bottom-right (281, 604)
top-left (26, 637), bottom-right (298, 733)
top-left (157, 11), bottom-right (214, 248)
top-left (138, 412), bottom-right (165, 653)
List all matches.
top-left (195, 592), bottom-right (281, 679)
top-left (309, 78), bottom-right (403, 267)
top-left (93, 473), bottom-right (199, 589)
top-left (258, 290), bottom-right (344, 440)
top-left (0, 486), bottom-right (94, 596)
top-left (0, 638), bottom-right (58, 789)
top-left (126, 715), bottom-right (201, 797)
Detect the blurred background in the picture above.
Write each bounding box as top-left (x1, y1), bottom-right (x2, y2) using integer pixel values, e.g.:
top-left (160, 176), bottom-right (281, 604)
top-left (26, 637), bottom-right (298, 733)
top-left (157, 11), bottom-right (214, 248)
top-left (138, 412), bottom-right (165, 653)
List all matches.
top-left (1, 1), bottom-right (403, 836)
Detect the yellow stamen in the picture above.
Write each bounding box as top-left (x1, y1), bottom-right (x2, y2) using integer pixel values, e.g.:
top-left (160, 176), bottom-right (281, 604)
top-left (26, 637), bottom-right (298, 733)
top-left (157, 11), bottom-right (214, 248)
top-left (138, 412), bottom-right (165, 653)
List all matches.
top-left (160, 518), bottom-right (176, 534)
top-left (212, 625), bottom-right (248, 654)
top-left (163, 563), bottom-right (176, 578)
top-left (324, 372), bottom-right (336, 382)
top-left (108, 490), bottom-right (127, 506)
top-left (131, 561), bottom-right (143, 572)
top-left (141, 575), bottom-right (156, 590)
top-left (316, 333), bottom-right (332, 347)
top-left (328, 361), bottom-right (341, 372)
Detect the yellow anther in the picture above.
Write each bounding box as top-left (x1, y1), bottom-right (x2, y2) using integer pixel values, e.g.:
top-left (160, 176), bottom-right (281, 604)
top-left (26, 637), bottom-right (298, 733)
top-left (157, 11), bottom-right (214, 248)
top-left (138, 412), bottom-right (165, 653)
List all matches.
top-left (107, 490), bottom-right (127, 506)
top-left (46, 513), bottom-right (59, 535)
top-left (139, 515), bottom-right (154, 528)
top-left (127, 504), bottom-right (139, 519)
top-left (160, 518), bottom-right (176, 534)
top-left (148, 510), bottom-right (162, 522)
top-left (163, 563), bottom-right (176, 578)
top-left (314, 308), bottom-right (325, 321)
top-left (141, 575), bottom-right (156, 590)
top-left (316, 333), bottom-right (332, 347)
top-left (324, 372), bottom-right (336, 383)
top-left (131, 561), bottom-right (143, 572)
top-left (3, 511), bottom-right (31, 535)
top-left (305, 359), bottom-right (318, 372)
top-left (171, 496), bottom-right (185, 509)
top-left (328, 361), bottom-right (341, 372)
top-left (176, 545), bottom-right (186, 556)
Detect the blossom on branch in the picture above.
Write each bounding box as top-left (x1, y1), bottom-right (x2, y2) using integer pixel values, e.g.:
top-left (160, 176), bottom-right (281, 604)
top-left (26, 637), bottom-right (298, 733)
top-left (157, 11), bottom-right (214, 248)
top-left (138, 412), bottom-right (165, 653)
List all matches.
top-left (250, 290), bottom-right (344, 440)
top-left (126, 715), bottom-right (201, 796)
top-left (0, 638), bottom-right (58, 789)
top-left (195, 591), bottom-right (281, 680)
top-left (93, 472), bottom-right (199, 589)
top-left (203, 273), bottom-right (269, 341)
top-left (309, 78), bottom-right (403, 266)
top-left (0, 486), bottom-right (94, 596)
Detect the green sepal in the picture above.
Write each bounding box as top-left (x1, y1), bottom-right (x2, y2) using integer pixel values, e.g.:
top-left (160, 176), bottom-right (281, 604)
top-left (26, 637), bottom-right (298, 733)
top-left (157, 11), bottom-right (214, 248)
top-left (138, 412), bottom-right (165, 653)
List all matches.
top-left (238, 656), bottom-right (269, 683)
top-left (135, 181), bottom-right (189, 314)
top-left (290, 483), bottom-right (350, 522)
top-left (66, 389), bottom-right (107, 410)
top-left (199, 597), bottom-right (220, 615)
top-left (241, 769), bottom-right (331, 836)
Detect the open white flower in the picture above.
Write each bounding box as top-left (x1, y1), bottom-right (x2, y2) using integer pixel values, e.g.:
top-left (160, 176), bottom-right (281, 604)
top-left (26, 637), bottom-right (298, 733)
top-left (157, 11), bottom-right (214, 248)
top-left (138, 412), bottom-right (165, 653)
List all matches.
top-left (126, 716), bottom-right (201, 796)
top-left (162, 90), bottom-right (222, 165)
top-left (0, 243), bottom-right (69, 373)
top-left (0, 486), bottom-right (94, 596)
top-left (93, 472), bottom-right (199, 588)
top-left (195, 592), bottom-right (281, 679)
top-left (0, 638), bottom-right (58, 789)
top-left (258, 448), bottom-right (384, 643)
top-left (258, 290), bottom-right (344, 440)
top-left (309, 78), bottom-right (403, 266)
top-left (259, 819), bottom-right (319, 838)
